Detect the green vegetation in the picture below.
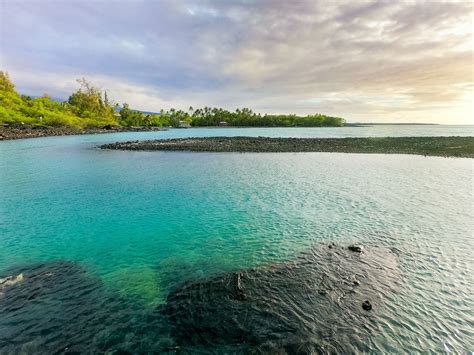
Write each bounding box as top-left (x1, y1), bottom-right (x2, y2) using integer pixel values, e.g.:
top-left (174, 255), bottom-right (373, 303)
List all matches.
top-left (66, 78), bottom-right (116, 127)
top-left (118, 104), bottom-right (170, 127)
top-left (101, 136), bottom-right (474, 158)
top-left (0, 71), bottom-right (345, 129)
top-left (163, 107), bottom-right (345, 127)
top-left (0, 72), bottom-right (116, 129)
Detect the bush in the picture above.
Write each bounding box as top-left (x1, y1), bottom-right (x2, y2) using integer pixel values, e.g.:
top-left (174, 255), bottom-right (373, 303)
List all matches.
top-left (0, 72), bottom-right (119, 129)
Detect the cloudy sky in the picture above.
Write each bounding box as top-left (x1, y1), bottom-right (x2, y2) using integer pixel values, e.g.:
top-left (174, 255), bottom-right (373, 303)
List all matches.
top-left (1, 0), bottom-right (472, 123)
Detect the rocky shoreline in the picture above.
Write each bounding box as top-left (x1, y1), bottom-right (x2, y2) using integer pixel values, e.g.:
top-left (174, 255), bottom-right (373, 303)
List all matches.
top-left (100, 136), bottom-right (474, 158)
top-left (0, 124), bottom-right (165, 140)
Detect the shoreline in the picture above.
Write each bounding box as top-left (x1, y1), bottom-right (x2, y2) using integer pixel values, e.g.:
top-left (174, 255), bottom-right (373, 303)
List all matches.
top-left (99, 136), bottom-right (474, 158)
top-left (0, 125), bottom-right (166, 141)
top-left (0, 125), bottom-right (363, 140)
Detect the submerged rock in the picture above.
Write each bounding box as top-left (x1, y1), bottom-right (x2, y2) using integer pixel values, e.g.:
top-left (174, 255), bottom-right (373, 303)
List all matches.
top-left (0, 261), bottom-right (164, 353)
top-left (0, 261), bottom-right (107, 352)
top-left (0, 245), bottom-right (400, 353)
top-left (232, 271), bottom-right (246, 301)
top-left (348, 245), bottom-right (364, 253)
top-left (160, 243), bottom-right (401, 352)
top-left (362, 300), bottom-right (373, 311)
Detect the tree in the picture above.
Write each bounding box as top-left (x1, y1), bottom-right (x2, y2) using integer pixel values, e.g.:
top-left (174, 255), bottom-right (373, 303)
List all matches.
top-left (0, 71), bottom-right (15, 92)
top-left (68, 78), bottom-right (114, 122)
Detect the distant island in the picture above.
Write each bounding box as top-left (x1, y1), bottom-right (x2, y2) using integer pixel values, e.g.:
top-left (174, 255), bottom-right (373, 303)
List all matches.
top-left (0, 71), bottom-right (345, 139)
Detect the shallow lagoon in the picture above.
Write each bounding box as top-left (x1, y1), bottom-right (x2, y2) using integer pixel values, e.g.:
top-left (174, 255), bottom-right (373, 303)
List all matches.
top-left (0, 126), bottom-right (473, 352)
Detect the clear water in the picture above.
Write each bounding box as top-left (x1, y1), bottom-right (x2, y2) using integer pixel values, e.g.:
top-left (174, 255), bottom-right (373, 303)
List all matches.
top-left (102, 124), bottom-right (474, 139)
top-left (0, 126), bottom-right (473, 352)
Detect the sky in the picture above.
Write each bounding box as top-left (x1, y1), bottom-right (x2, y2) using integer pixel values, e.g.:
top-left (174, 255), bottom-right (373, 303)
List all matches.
top-left (0, 0), bottom-right (473, 123)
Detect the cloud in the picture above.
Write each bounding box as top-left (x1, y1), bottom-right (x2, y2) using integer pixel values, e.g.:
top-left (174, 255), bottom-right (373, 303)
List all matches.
top-left (1, 0), bottom-right (472, 123)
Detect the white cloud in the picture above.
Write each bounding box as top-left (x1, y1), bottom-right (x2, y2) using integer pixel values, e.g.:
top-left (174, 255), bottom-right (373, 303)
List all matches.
top-left (1, 0), bottom-right (473, 123)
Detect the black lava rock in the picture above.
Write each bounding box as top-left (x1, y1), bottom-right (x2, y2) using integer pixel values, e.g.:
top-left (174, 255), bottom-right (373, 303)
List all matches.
top-left (362, 300), bottom-right (372, 311)
top-left (348, 245), bottom-right (363, 253)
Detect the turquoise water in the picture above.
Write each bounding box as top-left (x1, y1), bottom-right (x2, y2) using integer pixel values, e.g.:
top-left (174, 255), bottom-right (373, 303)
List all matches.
top-left (1, 126), bottom-right (473, 352)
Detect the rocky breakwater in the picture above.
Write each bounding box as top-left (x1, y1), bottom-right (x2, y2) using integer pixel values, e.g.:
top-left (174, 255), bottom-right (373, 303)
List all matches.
top-left (99, 136), bottom-right (474, 158)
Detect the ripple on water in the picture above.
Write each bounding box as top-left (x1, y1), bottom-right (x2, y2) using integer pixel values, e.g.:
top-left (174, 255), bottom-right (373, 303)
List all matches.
top-left (0, 243), bottom-right (403, 353)
top-left (160, 243), bottom-right (401, 353)
top-left (0, 135), bottom-right (473, 352)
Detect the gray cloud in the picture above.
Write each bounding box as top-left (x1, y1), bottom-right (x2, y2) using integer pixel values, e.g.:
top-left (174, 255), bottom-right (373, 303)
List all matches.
top-left (1, 0), bottom-right (472, 123)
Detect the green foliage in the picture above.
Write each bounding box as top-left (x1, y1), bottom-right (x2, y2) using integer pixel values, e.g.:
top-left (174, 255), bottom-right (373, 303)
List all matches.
top-left (117, 103), bottom-right (169, 127)
top-left (0, 71), bottom-right (15, 92)
top-left (67, 78), bottom-right (115, 125)
top-left (0, 72), bottom-right (118, 129)
top-left (159, 107), bottom-right (345, 127)
top-left (0, 71), bottom-right (345, 129)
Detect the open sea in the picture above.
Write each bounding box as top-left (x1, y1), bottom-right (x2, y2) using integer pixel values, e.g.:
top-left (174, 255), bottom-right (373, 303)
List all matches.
top-left (0, 125), bottom-right (473, 353)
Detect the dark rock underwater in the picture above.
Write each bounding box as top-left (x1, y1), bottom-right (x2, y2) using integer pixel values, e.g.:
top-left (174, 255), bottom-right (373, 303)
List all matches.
top-left (0, 244), bottom-right (400, 353)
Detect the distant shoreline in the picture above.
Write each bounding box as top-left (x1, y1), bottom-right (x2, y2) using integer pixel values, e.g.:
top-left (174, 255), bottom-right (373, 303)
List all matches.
top-left (0, 124), bottom-right (352, 140)
top-left (344, 123), bottom-right (440, 127)
top-left (99, 136), bottom-right (474, 158)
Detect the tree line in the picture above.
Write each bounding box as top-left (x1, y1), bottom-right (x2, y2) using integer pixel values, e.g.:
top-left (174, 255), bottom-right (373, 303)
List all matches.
top-left (0, 72), bottom-right (345, 129)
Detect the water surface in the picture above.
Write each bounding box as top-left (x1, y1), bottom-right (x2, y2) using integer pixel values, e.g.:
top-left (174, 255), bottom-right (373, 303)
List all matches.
top-left (0, 126), bottom-right (473, 352)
